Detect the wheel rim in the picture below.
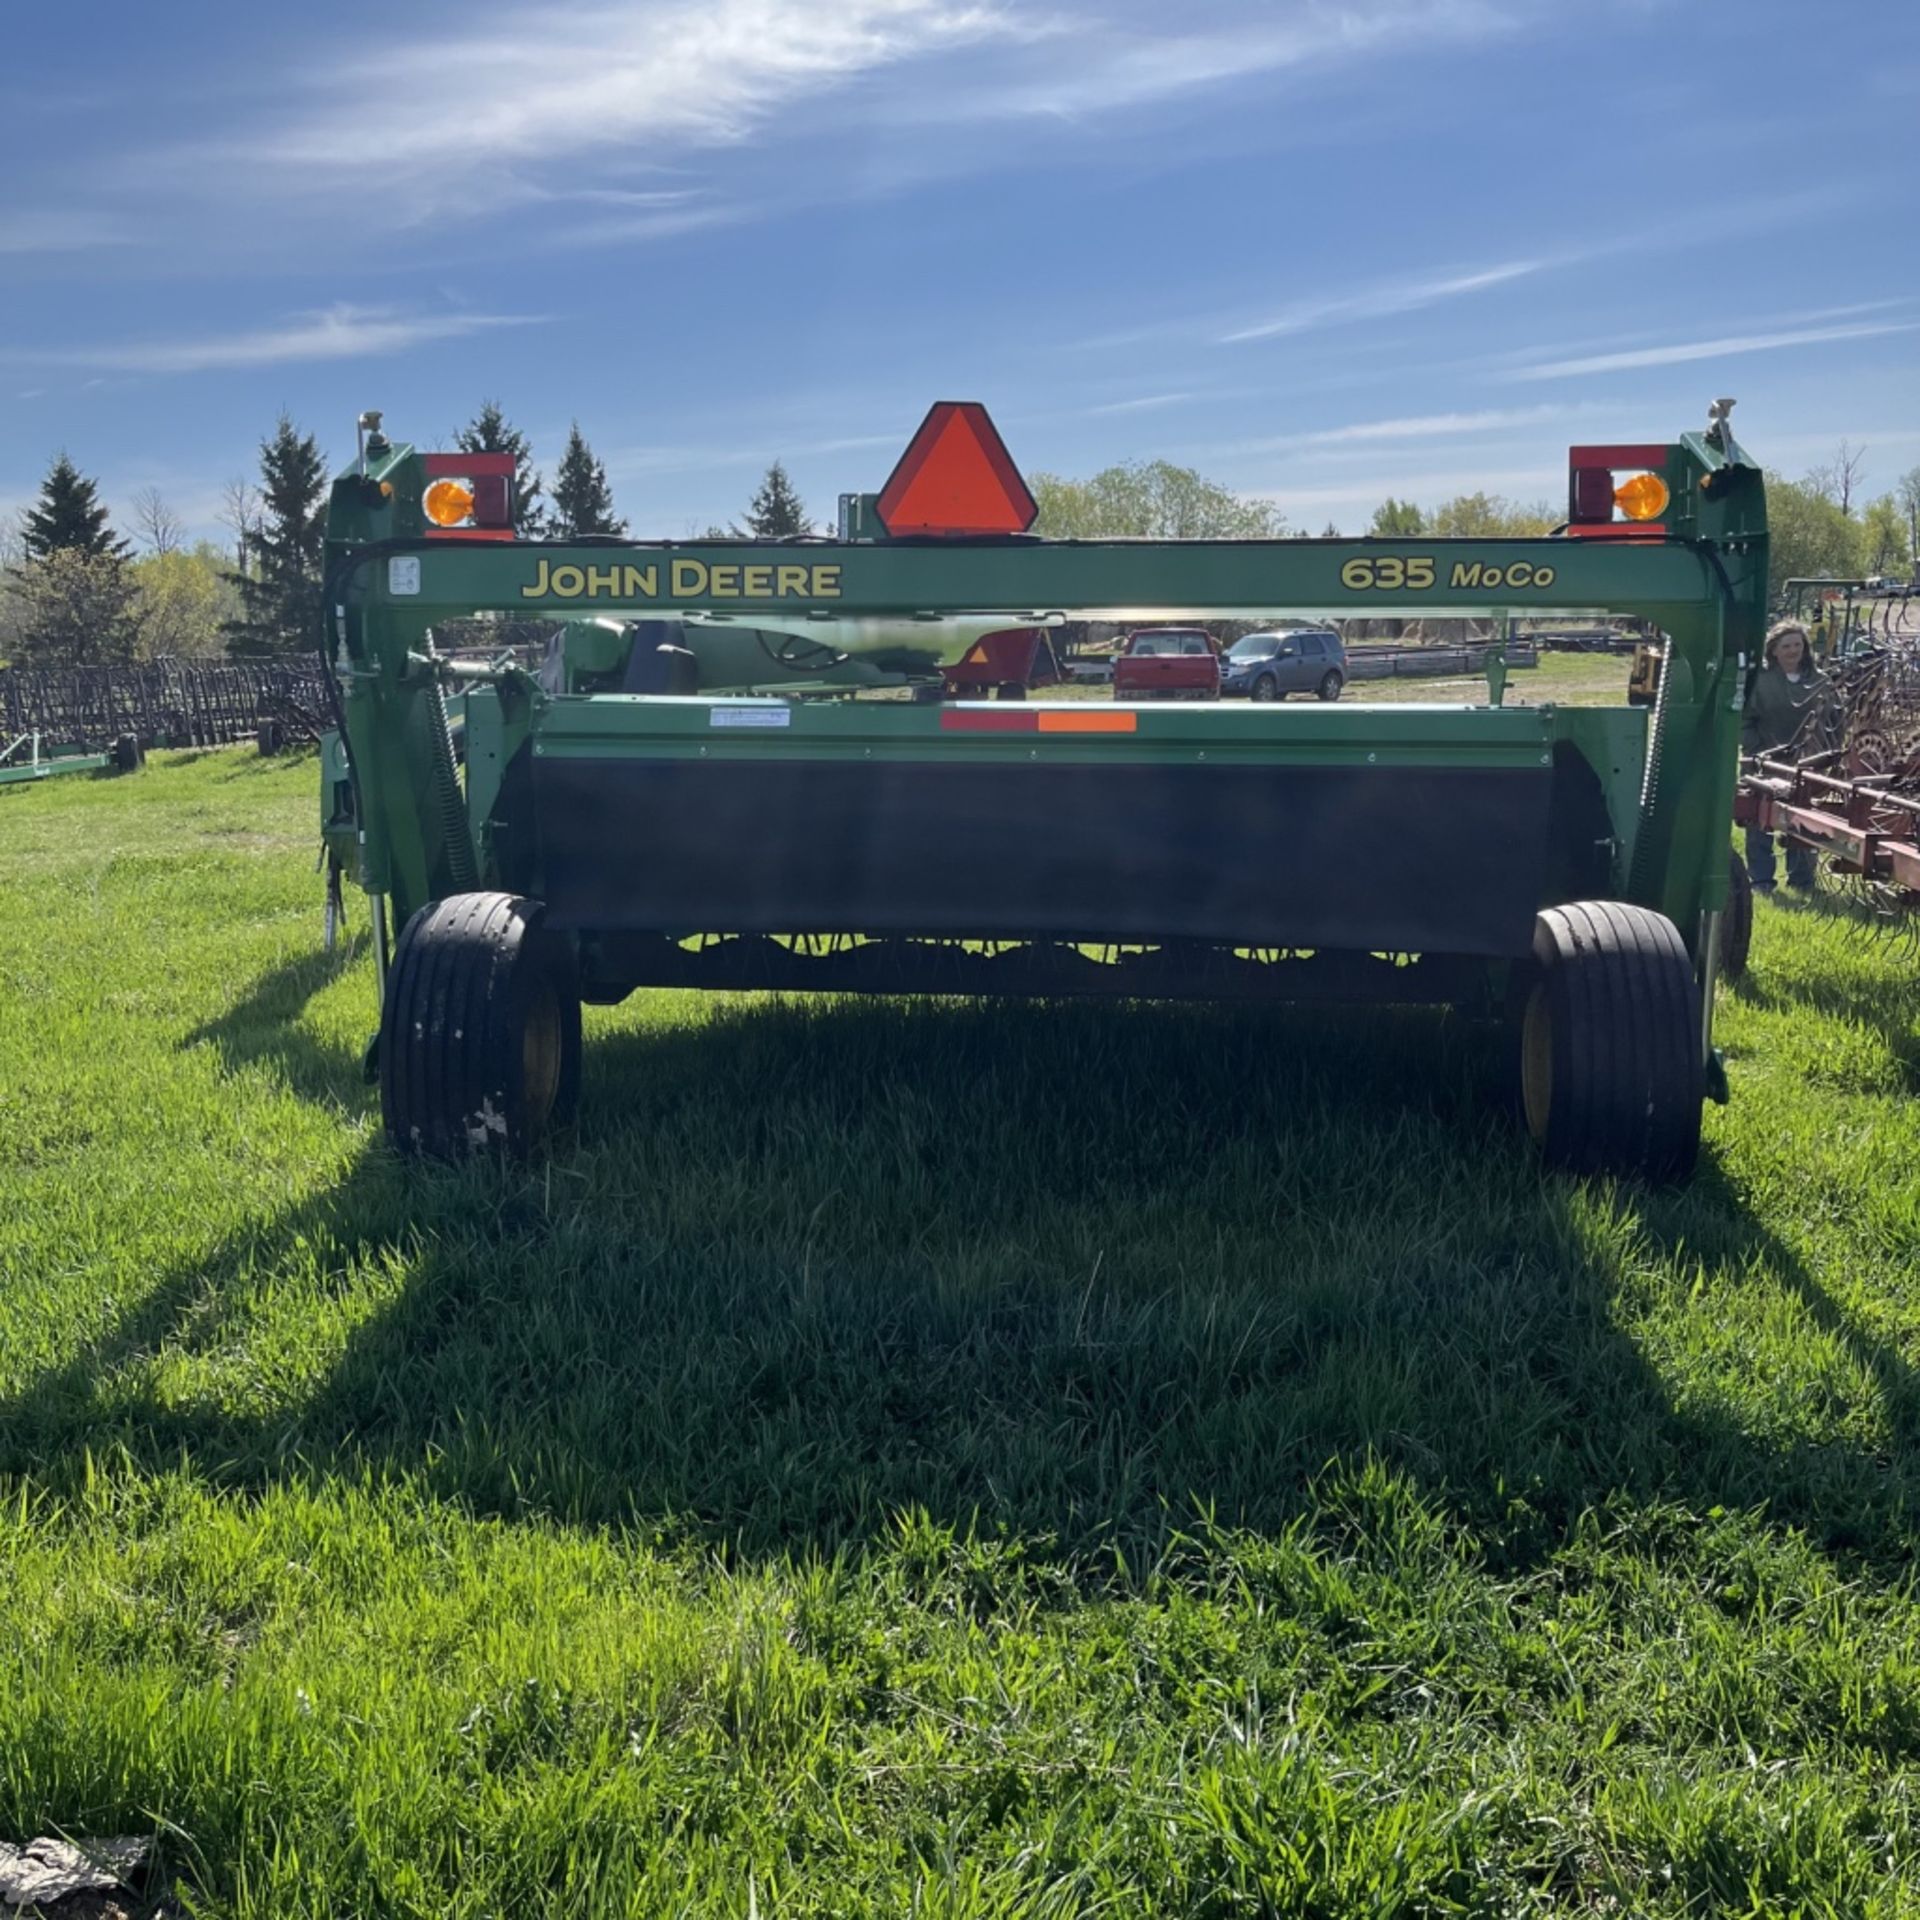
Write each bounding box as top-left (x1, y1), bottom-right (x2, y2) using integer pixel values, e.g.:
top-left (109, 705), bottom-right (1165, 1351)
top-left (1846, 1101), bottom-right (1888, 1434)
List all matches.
top-left (1320, 672), bottom-right (1341, 699)
top-left (1520, 983), bottom-right (1553, 1142)
top-left (521, 978), bottom-right (563, 1127)
top-left (1252, 677), bottom-right (1275, 701)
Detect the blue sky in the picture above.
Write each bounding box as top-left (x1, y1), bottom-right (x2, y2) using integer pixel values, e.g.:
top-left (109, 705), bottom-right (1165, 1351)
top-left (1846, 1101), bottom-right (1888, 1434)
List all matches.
top-left (4, 0), bottom-right (1917, 541)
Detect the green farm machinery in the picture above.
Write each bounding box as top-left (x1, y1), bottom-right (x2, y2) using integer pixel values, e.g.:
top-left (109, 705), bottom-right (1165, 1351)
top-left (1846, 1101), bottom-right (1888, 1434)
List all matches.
top-left (320, 400), bottom-right (1769, 1179)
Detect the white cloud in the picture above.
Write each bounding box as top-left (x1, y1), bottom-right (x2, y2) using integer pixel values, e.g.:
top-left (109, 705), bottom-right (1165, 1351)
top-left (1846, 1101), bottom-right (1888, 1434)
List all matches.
top-left (230, 0), bottom-right (1022, 197)
top-left (7, 305), bottom-right (543, 376)
top-left (1221, 261), bottom-right (1543, 344)
top-left (1505, 319), bottom-right (1920, 381)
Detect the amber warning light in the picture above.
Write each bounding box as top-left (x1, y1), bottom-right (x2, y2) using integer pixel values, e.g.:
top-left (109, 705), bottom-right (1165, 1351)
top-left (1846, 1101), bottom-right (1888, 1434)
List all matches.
top-left (875, 401), bottom-right (1038, 538)
top-left (1567, 444), bottom-right (1672, 535)
top-left (418, 452), bottom-right (515, 534)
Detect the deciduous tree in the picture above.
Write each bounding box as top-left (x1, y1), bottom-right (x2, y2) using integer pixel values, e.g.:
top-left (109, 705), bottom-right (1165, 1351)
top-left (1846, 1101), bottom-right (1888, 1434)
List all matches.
top-left (1896, 465), bottom-right (1920, 565)
top-left (129, 486), bottom-right (184, 555)
top-left (1030, 461), bottom-right (1282, 539)
top-left (8, 547), bottom-right (145, 665)
top-left (1807, 439), bottom-right (1868, 515)
top-left (1764, 472), bottom-right (1864, 602)
top-left (135, 543), bottom-right (242, 659)
top-left (1861, 495), bottom-right (1911, 577)
top-left (1426, 492), bottom-right (1556, 537)
top-left (1369, 498), bottom-right (1426, 537)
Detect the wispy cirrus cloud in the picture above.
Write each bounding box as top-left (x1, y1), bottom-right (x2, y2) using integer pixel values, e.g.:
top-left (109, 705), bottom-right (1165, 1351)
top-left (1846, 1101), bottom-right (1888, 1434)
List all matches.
top-left (6, 304), bottom-right (544, 376)
top-left (24, 0), bottom-right (1542, 258)
top-left (1221, 261), bottom-right (1542, 345)
top-left (1504, 316), bottom-right (1920, 381)
top-left (1084, 391), bottom-right (1205, 416)
top-left (224, 0), bottom-right (1027, 200)
top-left (901, 0), bottom-right (1534, 122)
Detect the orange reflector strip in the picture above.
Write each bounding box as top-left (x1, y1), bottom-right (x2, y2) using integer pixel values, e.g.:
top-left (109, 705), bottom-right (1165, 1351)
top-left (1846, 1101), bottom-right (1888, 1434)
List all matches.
top-left (939, 707), bottom-right (1139, 734)
top-left (1037, 710), bottom-right (1137, 733)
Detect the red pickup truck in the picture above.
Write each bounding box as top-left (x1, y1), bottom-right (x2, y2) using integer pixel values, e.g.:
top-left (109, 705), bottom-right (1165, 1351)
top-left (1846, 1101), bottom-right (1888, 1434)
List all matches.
top-left (1112, 627), bottom-right (1221, 701)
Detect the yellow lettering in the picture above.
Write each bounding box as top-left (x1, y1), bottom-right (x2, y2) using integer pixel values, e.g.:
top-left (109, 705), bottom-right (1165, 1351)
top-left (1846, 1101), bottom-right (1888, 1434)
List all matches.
top-left (1341, 557), bottom-right (1375, 590)
top-left (585, 565), bottom-right (621, 597)
top-left (743, 565), bottom-right (773, 598)
top-left (1374, 556), bottom-right (1405, 589)
top-left (1535, 566), bottom-right (1555, 588)
top-left (1450, 562), bottom-right (1484, 589)
top-left (622, 565), bottom-right (658, 597)
top-left (708, 564), bottom-right (741, 598)
top-left (522, 559), bottom-right (552, 599)
top-left (811, 565), bottom-right (842, 598)
top-left (671, 558), bottom-right (707, 596)
top-left (1405, 557), bottom-right (1435, 589)
top-left (549, 565), bottom-right (585, 598)
top-left (776, 565), bottom-right (810, 597)
top-left (1506, 561), bottom-right (1533, 589)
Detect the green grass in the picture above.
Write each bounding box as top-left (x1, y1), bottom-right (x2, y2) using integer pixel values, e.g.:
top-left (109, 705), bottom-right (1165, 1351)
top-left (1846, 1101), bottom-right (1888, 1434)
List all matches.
top-left (2, 749), bottom-right (1919, 1917)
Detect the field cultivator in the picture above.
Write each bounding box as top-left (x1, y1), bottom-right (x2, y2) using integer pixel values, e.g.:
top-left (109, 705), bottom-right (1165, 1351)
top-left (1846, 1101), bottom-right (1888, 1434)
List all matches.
top-left (1734, 637), bottom-right (1920, 931)
top-left (1736, 756), bottom-right (1920, 912)
top-left (319, 400), bottom-right (1771, 1181)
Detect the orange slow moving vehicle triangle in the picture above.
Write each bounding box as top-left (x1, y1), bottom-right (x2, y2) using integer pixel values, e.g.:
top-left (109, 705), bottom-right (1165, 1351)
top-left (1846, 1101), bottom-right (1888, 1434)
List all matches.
top-left (874, 401), bottom-right (1039, 538)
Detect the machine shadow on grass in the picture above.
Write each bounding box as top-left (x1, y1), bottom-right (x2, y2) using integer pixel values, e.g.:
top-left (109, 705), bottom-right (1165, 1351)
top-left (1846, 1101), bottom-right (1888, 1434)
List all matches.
top-left (181, 938), bottom-right (373, 1111)
top-left (6, 979), bottom-right (1916, 1586)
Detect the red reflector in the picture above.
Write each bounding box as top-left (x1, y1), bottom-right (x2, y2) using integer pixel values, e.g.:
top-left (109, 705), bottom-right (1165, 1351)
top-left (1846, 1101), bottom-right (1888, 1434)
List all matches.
top-left (940, 707), bottom-right (1037, 731)
top-left (471, 472), bottom-right (511, 528)
top-left (876, 401), bottom-right (1037, 538)
top-left (1569, 466), bottom-right (1615, 523)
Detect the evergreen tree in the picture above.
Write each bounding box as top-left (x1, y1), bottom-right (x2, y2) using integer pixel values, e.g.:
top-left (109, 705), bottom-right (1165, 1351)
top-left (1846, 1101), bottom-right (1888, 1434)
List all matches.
top-left (457, 400), bottom-right (545, 535)
top-left (223, 416), bottom-right (328, 658)
top-left (23, 453), bottom-right (128, 560)
top-left (548, 424), bottom-right (626, 538)
top-left (741, 461), bottom-right (811, 538)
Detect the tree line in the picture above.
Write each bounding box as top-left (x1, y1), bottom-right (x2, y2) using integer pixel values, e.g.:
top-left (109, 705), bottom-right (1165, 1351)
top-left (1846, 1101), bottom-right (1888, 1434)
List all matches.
top-left (6, 416), bottom-right (1914, 670)
top-left (0, 407), bottom-right (821, 669)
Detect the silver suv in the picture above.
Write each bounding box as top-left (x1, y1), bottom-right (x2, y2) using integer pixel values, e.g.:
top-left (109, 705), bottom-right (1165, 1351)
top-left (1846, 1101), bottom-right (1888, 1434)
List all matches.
top-left (1220, 629), bottom-right (1346, 701)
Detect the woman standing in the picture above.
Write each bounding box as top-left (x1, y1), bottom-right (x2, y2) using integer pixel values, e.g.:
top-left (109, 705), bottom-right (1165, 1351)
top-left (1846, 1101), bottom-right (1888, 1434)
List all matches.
top-left (1740, 621), bottom-right (1825, 892)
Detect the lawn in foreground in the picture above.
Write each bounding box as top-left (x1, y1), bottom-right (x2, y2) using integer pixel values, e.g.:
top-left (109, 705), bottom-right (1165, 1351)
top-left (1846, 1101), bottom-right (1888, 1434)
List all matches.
top-left (1, 749), bottom-right (1917, 1917)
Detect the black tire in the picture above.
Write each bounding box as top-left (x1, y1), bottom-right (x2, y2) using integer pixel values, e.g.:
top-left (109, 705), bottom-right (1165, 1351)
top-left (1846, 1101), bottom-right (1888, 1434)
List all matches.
top-left (111, 734), bottom-right (144, 773)
top-left (379, 891), bottom-right (581, 1159)
top-left (997, 682), bottom-right (1028, 701)
top-left (257, 720), bottom-right (284, 757)
top-left (1518, 901), bottom-right (1702, 1182)
top-left (1317, 670), bottom-right (1344, 701)
top-left (1722, 850), bottom-right (1753, 981)
top-left (1250, 674), bottom-right (1279, 703)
